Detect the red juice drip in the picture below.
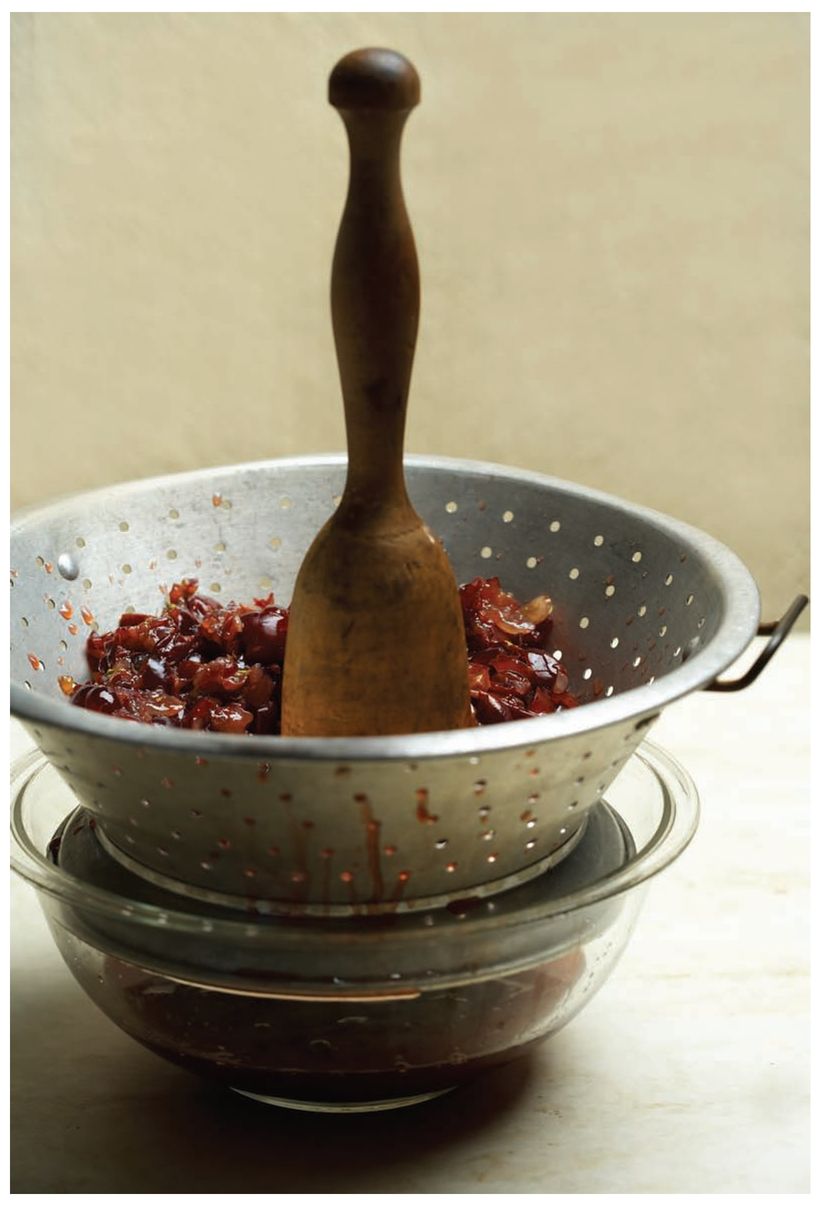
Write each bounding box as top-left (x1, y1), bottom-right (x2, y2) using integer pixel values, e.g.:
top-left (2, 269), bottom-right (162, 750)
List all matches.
top-left (355, 794), bottom-right (383, 901)
top-left (415, 787), bottom-right (438, 825)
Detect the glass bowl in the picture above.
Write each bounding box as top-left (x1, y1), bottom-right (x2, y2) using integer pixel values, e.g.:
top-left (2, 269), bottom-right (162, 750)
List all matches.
top-left (11, 741), bottom-right (698, 1113)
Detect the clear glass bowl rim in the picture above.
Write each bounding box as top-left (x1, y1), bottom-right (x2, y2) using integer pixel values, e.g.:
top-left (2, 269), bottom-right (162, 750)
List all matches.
top-left (11, 740), bottom-right (699, 945)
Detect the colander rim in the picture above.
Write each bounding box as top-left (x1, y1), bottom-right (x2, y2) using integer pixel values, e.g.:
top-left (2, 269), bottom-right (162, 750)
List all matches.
top-left (10, 453), bottom-right (761, 761)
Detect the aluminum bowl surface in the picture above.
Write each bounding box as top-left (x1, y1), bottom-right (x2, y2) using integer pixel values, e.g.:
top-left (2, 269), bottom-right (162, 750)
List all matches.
top-left (10, 455), bottom-right (755, 905)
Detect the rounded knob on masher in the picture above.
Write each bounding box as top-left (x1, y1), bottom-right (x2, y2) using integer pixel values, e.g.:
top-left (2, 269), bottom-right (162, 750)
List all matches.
top-left (329, 47), bottom-right (420, 111)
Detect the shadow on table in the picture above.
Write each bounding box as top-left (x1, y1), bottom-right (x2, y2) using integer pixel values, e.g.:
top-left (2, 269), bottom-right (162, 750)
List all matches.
top-left (12, 971), bottom-right (552, 1193)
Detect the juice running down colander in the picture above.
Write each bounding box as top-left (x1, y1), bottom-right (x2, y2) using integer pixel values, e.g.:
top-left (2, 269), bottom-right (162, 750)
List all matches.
top-left (9, 49), bottom-right (805, 916)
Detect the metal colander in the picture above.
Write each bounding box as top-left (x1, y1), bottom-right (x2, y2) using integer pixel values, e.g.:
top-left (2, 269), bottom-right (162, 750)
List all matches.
top-left (10, 453), bottom-right (764, 913)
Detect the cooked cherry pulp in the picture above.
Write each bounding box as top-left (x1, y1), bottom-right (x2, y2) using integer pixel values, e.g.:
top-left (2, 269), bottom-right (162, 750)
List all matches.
top-left (70, 577), bottom-right (579, 733)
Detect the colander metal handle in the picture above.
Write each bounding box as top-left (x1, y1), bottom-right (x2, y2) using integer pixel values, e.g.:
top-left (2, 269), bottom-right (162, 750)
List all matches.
top-left (706, 594), bottom-right (808, 692)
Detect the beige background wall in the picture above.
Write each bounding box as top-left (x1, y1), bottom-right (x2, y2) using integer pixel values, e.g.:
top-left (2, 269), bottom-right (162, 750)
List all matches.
top-left (11, 13), bottom-right (809, 624)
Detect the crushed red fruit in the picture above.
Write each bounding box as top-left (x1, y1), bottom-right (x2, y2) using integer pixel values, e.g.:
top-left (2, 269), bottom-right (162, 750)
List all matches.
top-left (459, 577), bottom-right (579, 722)
top-left (70, 577), bottom-right (579, 733)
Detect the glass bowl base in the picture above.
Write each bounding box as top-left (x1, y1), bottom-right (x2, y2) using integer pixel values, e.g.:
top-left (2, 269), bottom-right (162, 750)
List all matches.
top-left (231, 1086), bottom-right (455, 1113)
